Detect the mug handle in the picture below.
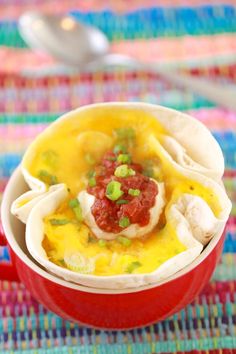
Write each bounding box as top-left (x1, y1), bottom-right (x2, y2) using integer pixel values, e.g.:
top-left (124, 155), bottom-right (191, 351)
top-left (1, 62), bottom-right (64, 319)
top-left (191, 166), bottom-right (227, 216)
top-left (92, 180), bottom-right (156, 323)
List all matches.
top-left (0, 221), bottom-right (20, 282)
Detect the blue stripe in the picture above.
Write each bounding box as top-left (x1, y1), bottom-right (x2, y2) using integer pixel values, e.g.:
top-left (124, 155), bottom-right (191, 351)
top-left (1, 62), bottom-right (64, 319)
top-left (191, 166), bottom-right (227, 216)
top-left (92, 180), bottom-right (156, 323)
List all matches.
top-left (0, 4), bottom-right (236, 48)
top-left (0, 154), bottom-right (22, 177)
top-left (70, 5), bottom-right (236, 39)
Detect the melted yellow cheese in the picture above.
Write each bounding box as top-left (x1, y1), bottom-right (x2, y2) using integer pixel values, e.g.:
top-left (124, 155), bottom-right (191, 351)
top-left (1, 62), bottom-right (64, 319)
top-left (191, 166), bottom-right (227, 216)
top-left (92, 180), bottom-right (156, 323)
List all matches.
top-left (43, 200), bottom-right (185, 275)
top-left (23, 107), bottom-right (221, 275)
top-left (24, 107), bottom-right (166, 194)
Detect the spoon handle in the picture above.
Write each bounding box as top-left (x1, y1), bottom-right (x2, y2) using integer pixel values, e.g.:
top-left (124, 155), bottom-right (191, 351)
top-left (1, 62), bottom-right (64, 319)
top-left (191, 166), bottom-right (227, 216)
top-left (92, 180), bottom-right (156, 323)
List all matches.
top-left (85, 54), bottom-right (236, 111)
top-left (152, 67), bottom-right (236, 112)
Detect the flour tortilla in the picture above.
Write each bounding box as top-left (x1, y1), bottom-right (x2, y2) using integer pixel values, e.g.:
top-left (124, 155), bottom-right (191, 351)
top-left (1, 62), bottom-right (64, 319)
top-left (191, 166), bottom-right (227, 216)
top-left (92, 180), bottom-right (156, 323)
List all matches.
top-left (11, 103), bottom-right (231, 289)
top-left (147, 132), bottom-right (231, 246)
top-left (24, 173), bottom-right (228, 289)
top-left (21, 103), bottom-right (224, 187)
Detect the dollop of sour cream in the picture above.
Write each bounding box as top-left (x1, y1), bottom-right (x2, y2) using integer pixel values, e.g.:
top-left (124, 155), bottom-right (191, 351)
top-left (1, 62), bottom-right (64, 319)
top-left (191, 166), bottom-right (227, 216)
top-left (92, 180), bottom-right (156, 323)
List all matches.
top-left (78, 180), bottom-right (165, 240)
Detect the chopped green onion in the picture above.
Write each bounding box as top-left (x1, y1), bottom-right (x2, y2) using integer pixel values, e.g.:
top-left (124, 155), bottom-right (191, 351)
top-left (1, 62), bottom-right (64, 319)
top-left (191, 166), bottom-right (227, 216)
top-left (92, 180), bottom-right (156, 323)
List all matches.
top-left (106, 156), bottom-right (117, 161)
top-left (116, 199), bottom-right (129, 205)
top-left (114, 164), bottom-right (135, 178)
top-left (119, 216), bottom-right (130, 228)
top-left (73, 207), bottom-right (83, 222)
top-left (143, 169), bottom-right (153, 178)
top-left (117, 236), bottom-right (132, 247)
top-left (41, 150), bottom-right (58, 167)
top-left (117, 154), bottom-right (131, 164)
top-left (64, 252), bottom-right (94, 273)
top-left (68, 198), bottom-right (83, 222)
top-left (85, 153), bottom-right (95, 165)
top-left (88, 177), bottom-right (96, 187)
top-left (98, 239), bottom-right (107, 247)
top-left (106, 181), bottom-right (124, 201)
top-left (87, 170), bottom-right (96, 178)
top-left (113, 144), bottom-right (127, 154)
top-left (126, 261), bottom-right (142, 273)
top-left (68, 198), bottom-right (79, 208)
top-left (114, 127), bottom-right (135, 141)
top-left (88, 234), bottom-right (97, 243)
top-left (128, 188), bottom-right (140, 197)
top-left (38, 170), bottom-right (58, 185)
top-left (50, 219), bottom-right (70, 226)
top-left (57, 259), bottom-right (66, 267)
top-left (143, 160), bottom-right (154, 178)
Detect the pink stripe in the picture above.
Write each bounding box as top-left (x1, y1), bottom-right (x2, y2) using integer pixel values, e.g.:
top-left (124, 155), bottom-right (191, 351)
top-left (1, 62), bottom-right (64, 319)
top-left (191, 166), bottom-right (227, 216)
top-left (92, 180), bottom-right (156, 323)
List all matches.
top-left (0, 124), bottom-right (46, 139)
top-left (1, 34), bottom-right (236, 74)
top-left (111, 34), bottom-right (236, 63)
top-left (0, 279), bottom-right (235, 318)
top-left (199, 280), bottom-right (236, 304)
top-left (0, 179), bottom-right (7, 192)
top-left (188, 108), bottom-right (236, 130)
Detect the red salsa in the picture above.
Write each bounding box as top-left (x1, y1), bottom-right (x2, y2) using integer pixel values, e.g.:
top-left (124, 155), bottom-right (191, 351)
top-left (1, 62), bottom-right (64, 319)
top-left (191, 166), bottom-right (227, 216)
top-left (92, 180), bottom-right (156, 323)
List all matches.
top-left (87, 150), bottom-right (158, 233)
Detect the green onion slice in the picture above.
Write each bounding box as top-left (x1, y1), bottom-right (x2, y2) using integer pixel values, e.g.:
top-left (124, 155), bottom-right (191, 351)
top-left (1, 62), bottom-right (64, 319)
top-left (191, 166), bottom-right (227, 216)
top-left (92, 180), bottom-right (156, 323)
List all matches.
top-left (68, 198), bottom-right (83, 222)
top-left (38, 170), bottom-right (58, 185)
top-left (114, 164), bottom-right (135, 178)
top-left (68, 198), bottom-right (79, 208)
top-left (114, 127), bottom-right (135, 141)
top-left (106, 156), bottom-right (117, 161)
top-left (88, 234), bottom-right (97, 243)
top-left (117, 154), bottom-right (131, 164)
top-left (116, 199), bottom-right (129, 205)
top-left (57, 259), bottom-right (66, 267)
top-left (119, 216), bottom-right (130, 228)
top-left (126, 261), bottom-right (142, 273)
top-left (49, 218), bottom-right (70, 226)
top-left (74, 207), bottom-right (83, 222)
top-left (143, 160), bottom-right (154, 178)
top-left (128, 188), bottom-right (140, 197)
top-left (87, 170), bottom-right (96, 178)
top-left (106, 181), bottom-right (124, 201)
top-left (117, 235), bottom-right (132, 246)
top-left (98, 239), bottom-right (107, 247)
top-left (113, 144), bottom-right (127, 154)
top-left (88, 177), bottom-right (96, 187)
top-left (64, 252), bottom-right (95, 273)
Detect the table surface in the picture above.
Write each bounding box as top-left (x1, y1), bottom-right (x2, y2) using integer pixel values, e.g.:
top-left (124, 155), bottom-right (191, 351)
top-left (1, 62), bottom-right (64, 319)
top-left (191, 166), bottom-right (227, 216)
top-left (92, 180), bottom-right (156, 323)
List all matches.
top-left (0, 1), bottom-right (236, 353)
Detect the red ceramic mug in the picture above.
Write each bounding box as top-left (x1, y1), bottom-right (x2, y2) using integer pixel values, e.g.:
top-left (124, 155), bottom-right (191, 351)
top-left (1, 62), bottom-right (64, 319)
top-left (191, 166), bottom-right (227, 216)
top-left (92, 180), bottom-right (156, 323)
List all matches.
top-left (0, 167), bottom-right (226, 330)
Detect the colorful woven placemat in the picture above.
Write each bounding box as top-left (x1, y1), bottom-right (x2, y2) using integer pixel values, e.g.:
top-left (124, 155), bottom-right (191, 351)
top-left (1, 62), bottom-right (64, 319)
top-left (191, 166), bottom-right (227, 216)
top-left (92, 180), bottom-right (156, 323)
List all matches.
top-left (1, 1), bottom-right (236, 353)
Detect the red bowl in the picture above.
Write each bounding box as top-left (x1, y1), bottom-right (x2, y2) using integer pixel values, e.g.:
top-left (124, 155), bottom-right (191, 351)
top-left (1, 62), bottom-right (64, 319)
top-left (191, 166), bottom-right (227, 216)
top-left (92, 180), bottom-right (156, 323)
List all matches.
top-left (1, 167), bottom-right (225, 330)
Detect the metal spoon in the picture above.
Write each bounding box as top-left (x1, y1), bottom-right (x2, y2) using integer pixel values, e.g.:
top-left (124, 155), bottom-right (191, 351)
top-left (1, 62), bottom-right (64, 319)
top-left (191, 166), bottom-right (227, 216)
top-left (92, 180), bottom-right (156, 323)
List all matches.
top-left (19, 11), bottom-right (110, 66)
top-left (19, 11), bottom-right (236, 110)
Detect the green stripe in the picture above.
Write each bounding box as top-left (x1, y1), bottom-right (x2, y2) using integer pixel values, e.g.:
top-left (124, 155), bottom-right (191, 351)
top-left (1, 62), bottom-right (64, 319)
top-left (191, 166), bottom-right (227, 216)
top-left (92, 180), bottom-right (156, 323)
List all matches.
top-left (0, 114), bottom-right (58, 124)
top-left (213, 254), bottom-right (236, 281)
top-left (1, 20), bottom-right (236, 47)
top-left (1, 337), bottom-right (236, 354)
top-left (1, 297), bottom-right (235, 335)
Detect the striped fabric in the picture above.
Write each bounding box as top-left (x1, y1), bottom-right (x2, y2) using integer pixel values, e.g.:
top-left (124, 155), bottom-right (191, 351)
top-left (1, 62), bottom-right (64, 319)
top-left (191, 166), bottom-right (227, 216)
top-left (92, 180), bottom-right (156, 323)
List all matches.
top-left (1, 4), bottom-right (236, 45)
top-left (0, 1), bottom-right (236, 353)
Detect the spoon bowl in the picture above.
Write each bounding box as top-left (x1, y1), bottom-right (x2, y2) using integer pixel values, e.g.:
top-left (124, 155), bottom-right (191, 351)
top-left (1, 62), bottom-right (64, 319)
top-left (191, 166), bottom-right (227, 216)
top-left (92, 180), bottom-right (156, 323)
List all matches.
top-left (19, 11), bottom-right (109, 66)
